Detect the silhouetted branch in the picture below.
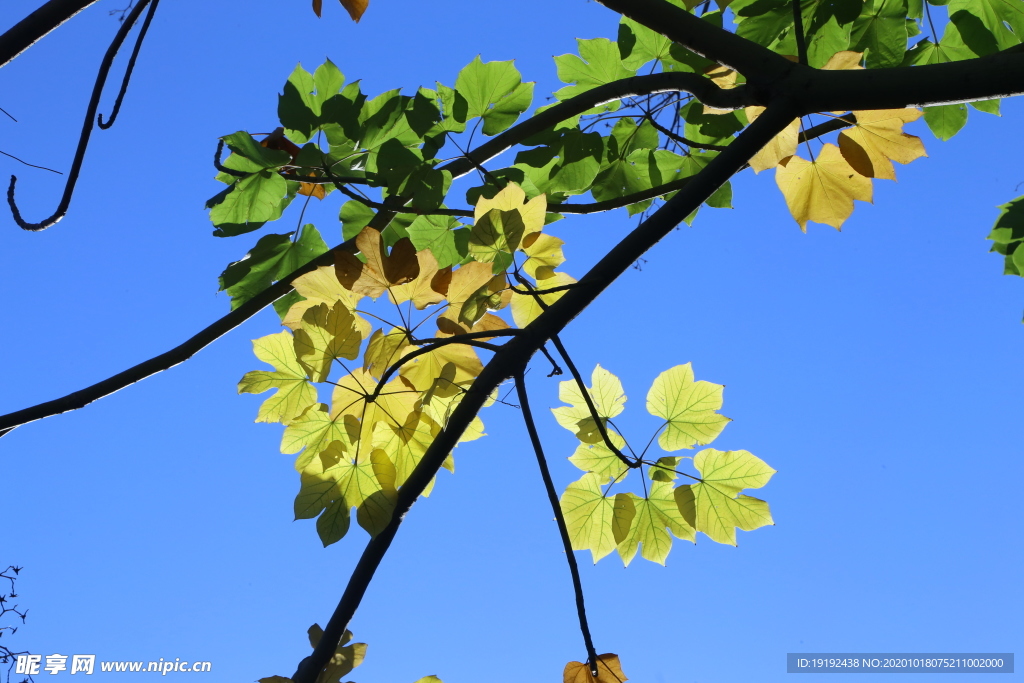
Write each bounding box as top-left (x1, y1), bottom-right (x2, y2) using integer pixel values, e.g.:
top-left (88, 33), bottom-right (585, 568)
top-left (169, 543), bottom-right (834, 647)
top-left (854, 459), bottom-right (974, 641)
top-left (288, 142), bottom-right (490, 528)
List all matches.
top-left (515, 372), bottom-right (600, 677)
top-left (97, 0), bottom-right (159, 129)
top-left (0, 0), bottom-right (101, 68)
top-left (7, 0), bottom-right (152, 231)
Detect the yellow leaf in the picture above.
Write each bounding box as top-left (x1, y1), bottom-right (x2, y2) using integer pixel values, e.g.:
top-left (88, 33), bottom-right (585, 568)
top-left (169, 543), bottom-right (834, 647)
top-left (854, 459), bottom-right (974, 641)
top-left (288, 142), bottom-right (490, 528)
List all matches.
top-left (822, 50), bottom-right (864, 70)
top-left (293, 301), bottom-right (363, 383)
top-left (510, 271), bottom-right (577, 327)
top-left (398, 343), bottom-right (482, 398)
top-left (363, 327), bottom-right (412, 379)
top-left (838, 109), bottom-right (927, 181)
top-left (563, 654), bottom-right (629, 683)
top-left (283, 264), bottom-right (368, 337)
top-left (521, 232), bottom-right (566, 279)
top-left (473, 183), bottom-right (546, 238)
top-left (436, 261), bottom-right (494, 329)
top-left (336, 229), bottom-right (420, 298)
top-left (775, 144), bottom-right (872, 231)
top-left (388, 248), bottom-right (449, 310)
top-left (745, 106), bottom-right (799, 174)
top-left (238, 331), bottom-right (318, 424)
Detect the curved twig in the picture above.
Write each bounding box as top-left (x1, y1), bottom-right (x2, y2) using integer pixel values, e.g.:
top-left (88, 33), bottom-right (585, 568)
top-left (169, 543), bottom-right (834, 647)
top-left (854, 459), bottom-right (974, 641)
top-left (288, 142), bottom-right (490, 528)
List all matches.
top-left (515, 372), bottom-right (600, 677)
top-left (97, 0), bottom-right (159, 129)
top-left (0, 150), bottom-right (62, 174)
top-left (7, 0), bottom-right (152, 231)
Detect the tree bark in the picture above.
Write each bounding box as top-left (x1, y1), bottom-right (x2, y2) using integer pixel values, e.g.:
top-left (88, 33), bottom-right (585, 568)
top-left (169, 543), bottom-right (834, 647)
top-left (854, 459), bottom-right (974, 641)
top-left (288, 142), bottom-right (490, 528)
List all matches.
top-left (1, 0), bottom-right (100, 68)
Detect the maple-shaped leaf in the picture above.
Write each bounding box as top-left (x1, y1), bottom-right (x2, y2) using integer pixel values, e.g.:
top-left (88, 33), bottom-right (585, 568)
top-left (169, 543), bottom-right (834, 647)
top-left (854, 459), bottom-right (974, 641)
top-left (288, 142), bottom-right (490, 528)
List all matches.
top-left (614, 481), bottom-right (695, 566)
top-left (371, 412), bottom-right (440, 488)
top-left (469, 208), bottom-right (526, 271)
top-left (436, 312), bottom-right (511, 340)
top-left (646, 363), bottom-right (730, 451)
top-left (510, 271), bottom-right (577, 327)
top-left (283, 264), bottom-right (368, 336)
top-left (331, 370), bottom-right (420, 454)
top-left (388, 248), bottom-right (449, 309)
top-left (363, 327), bottom-right (412, 379)
top-left (569, 430), bottom-right (630, 483)
top-left (474, 183), bottom-right (546, 237)
top-left (398, 343), bottom-right (483, 398)
top-left (435, 261), bottom-right (495, 329)
top-left (521, 232), bottom-right (566, 279)
top-left (675, 449), bottom-right (775, 545)
top-left (452, 274), bottom-right (509, 330)
top-left (745, 106), bottom-right (799, 173)
top-left (560, 473), bottom-right (633, 562)
top-left (239, 331), bottom-right (318, 424)
top-left (281, 404), bottom-right (358, 471)
top-left (307, 625), bottom-right (367, 683)
top-left (336, 229), bottom-right (420, 298)
top-left (553, 364), bottom-right (626, 443)
top-left (775, 144), bottom-right (873, 231)
top-left (293, 301), bottom-right (363, 383)
top-left (563, 654), bottom-right (628, 683)
top-left (838, 109), bottom-right (927, 180)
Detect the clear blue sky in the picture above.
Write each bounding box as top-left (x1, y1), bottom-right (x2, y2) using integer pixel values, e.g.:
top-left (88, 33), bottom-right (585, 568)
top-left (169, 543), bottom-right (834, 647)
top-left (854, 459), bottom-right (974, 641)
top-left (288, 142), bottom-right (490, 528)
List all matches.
top-left (1, 0), bottom-right (1021, 681)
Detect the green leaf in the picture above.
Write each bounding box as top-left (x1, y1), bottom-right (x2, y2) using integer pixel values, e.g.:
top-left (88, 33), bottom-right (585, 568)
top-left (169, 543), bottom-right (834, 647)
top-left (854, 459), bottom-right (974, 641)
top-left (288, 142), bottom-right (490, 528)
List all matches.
top-left (680, 101), bottom-right (744, 146)
top-left (806, 14), bottom-right (853, 67)
top-left (614, 481), bottom-right (696, 566)
top-left (947, 0), bottom-right (1024, 50)
top-left (238, 331), bottom-right (318, 425)
top-left (988, 195), bottom-right (1024, 276)
top-left (218, 225), bottom-right (329, 310)
top-left (970, 98), bottom-right (1001, 115)
top-left (221, 131), bottom-right (291, 169)
top-left (281, 404), bottom-right (356, 465)
top-left (674, 449), bottom-right (775, 545)
top-left (560, 473), bottom-right (633, 562)
top-left (618, 16), bottom-right (674, 70)
top-left (209, 171), bottom-right (297, 229)
top-left (469, 208), bottom-right (526, 269)
top-left (923, 103), bottom-right (968, 140)
top-left (552, 364), bottom-right (627, 443)
top-left (646, 363), bottom-right (731, 451)
top-left (554, 38), bottom-right (635, 111)
top-left (279, 64), bottom-right (319, 143)
top-left (340, 200), bottom-right (376, 241)
top-left (851, 0), bottom-right (910, 67)
top-left (454, 57), bottom-right (534, 136)
top-left (407, 214), bottom-right (469, 268)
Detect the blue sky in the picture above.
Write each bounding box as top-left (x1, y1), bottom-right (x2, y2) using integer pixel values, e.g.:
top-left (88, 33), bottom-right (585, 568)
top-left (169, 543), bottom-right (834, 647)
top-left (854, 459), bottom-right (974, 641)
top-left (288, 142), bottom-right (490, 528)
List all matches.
top-left (1, 0), bottom-right (1021, 681)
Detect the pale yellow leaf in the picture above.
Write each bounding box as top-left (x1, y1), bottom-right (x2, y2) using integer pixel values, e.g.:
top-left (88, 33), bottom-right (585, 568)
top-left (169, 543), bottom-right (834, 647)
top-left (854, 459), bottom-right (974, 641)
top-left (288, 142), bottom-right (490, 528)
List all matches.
top-left (563, 654), bottom-right (629, 683)
top-left (838, 109), bottom-right (926, 180)
top-left (745, 106), bottom-right (799, 173)
top-left (510, 271), bottom-right (576, 327)
top-left (775, 144), bottom-right (872, 231)
top-left (473, 183), bottom-right (546, 238)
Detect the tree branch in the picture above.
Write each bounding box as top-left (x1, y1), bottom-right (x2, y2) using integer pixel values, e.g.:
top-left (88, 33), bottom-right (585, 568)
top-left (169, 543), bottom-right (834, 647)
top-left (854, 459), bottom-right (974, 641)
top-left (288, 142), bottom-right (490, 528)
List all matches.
top-left (7, 0), bottom-right (152, 231)
top-left (515, 372), bottom-right (600, 678)
top-left (290, 102), bottom-right (800, 683)
top-left (0, 0), bottom-right (100, 69)
top-left (97, 0), bottom-right (159, 129)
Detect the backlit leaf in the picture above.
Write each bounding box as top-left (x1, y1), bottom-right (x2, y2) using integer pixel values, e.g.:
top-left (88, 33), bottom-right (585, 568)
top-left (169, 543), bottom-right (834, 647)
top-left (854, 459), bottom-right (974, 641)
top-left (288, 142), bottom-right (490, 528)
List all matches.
top-left (553, 364), bottom-right (626, 444)
top-left (838, 108), bottom-right (927, 180)
top-left (614, 480), bottom-right (695, 566)
top-left (646, 363), bottom-right (730, 451)
top-left (563, 653), bottom-right (629, 683)
top-left (238, 331), bottom-right (317, 424)
top-left (293, 301), bottom-right (363, 383)
top-left (775, 144), bottom-right (873, 231)
top-left (569, 430), bottom-right (630, 483)
top-left (675, 449), bottom-right (775, 545)
top-left (336, 229), bottom-right (420, 298)
top-left (560, 473), bottom-right (631, 562)
top-left (510, 271), bottom-right (577, 327)
top-left (745, 106), bottom-right (799, 173)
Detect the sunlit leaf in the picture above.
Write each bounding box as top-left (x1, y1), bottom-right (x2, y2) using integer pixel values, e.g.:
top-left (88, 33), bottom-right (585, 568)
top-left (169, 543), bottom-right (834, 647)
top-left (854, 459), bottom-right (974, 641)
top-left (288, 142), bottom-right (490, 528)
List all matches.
top-left (646, 363), bottom-right (730, 451)
top-left (675, 448), bottom-right (775, 545)
top-left (563, 653), bottom-right (629, 683)
top-left (553, 364), bottom-right (626, 443)
top-left (775, 144), bottom-right (873, 231)
top-left (560, 473), bottom-right (632, 562)
top-left (614, 480), bottom-right (695, 566)
top-left (293, 301), bottom-right (363, 383)
top-left (568, 430), bottom-right (630, 483)
top-left (238, 331), bottom-right (317, 424)
top-left (838, 108), bottom-right (927, 180)
top-left (336, 229), bottom-right (420, 298)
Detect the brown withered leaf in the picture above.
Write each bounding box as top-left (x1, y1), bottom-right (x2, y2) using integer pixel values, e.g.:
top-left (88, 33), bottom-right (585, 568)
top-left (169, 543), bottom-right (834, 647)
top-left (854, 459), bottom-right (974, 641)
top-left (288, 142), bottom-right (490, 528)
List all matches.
top-left (339, 0), bottom-right (369, 21)
top-left (336, 229), bottom-right (420, 298)
top-left (436, 312), bottom-right (511, 341)
top-left (563, 654), bottom-right (628, 683)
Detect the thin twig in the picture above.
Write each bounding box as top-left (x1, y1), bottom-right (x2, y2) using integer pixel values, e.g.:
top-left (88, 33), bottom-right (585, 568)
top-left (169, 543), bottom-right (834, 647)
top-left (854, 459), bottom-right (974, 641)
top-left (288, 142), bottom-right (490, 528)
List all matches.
top-left (792, 0), bottom-right (808, 66)
top-left (0, 150), bottom-right (62, 174)
top-left (7, 0), bottom-right (152, 231)
top-left (97, 0), bottom-right (159, 129)
top-left (515, 372), bottom-right (600, 678)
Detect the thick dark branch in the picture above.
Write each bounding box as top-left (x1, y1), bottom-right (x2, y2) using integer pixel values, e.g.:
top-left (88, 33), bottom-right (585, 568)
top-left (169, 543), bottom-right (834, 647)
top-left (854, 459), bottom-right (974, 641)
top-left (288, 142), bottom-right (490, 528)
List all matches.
top-left (7, 0), bottom-right (152, 231)
top-left (0, 0), bottom-right (100, 68)
top-left (0, 242), bottom-right (355, 435)
top-left (291, 101), bottom-right (801, 683)
top-left (597, 0), bottom-right (795, 86)
top-left (515, 372), bottom-right (600, 678)
top-left (557, 175), bottom-right (693, 215)
top-left (800, 114), bottom-right (857, 142)
top-left (790, 50), bottom-right (1024, 112)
